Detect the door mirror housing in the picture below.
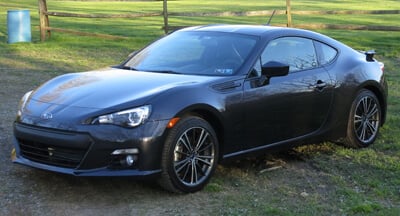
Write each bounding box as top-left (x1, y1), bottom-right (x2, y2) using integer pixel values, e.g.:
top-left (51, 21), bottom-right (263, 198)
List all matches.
top-left (261, 61), bottom-right (290, 78)
top-left (258, 61), bottom-right (290, 86)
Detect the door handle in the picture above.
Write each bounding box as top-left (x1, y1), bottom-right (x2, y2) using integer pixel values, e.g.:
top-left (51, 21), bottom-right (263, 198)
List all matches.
top-left (311, 80), bottom-right (327, 91)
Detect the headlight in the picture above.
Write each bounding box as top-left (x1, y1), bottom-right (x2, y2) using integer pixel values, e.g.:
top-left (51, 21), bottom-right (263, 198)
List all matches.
top-left (92, 105), bottom-right (151, 127)
top-left (17, 90), bottom-right (33, 117)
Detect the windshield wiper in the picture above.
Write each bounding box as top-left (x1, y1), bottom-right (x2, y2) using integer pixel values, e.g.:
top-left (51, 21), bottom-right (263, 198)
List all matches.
top-left (119, 66), bottom-right (181, 74)
top-left (151, 70), bottom-right (182, 74)
top-left (119, 65), bottom-right (139, 71)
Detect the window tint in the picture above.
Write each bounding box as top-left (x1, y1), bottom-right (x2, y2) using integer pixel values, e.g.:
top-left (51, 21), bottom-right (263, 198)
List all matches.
top-left (261, 37), bottom-right (318, 73)
top-left (315, 41), bottom-right (337, 65)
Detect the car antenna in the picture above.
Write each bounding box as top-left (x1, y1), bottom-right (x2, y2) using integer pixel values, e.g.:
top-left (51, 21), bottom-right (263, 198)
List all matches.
top-left (265, 10), bottom-right (276, 26)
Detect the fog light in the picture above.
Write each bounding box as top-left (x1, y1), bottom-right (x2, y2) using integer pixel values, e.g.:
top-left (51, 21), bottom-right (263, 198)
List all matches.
top-left (126, 155), bottom-right (135, 166)
top-left (110, 148), bottom-right (139, 168)
top-left (119, 155), bottom-right (137, 167)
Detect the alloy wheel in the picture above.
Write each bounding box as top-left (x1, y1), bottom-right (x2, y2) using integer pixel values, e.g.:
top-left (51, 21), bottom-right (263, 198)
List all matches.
top-left (173, 126), bottom-right (216, 187)
top-left (353, 95), bottom-right (380, 143)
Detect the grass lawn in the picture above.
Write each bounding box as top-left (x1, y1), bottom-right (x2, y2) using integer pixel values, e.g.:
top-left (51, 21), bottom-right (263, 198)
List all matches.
top-left (0, 0), bottom-right (399, 215)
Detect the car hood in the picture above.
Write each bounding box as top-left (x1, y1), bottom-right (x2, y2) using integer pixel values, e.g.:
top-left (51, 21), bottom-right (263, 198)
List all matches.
top-left (29, 68), bottom-right (218, 109)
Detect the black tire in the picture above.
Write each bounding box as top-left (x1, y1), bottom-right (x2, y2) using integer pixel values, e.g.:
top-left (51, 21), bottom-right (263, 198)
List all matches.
top-left (344, 89), bottom-right (381, 148)
top-left (158, 116), bottom-right (219, 193)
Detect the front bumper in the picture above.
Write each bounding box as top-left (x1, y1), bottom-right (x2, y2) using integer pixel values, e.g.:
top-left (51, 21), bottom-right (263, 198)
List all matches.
top-left (11, 149), bottom-right (160, 177)
top-left (12, 121), bottom-right (168, 177)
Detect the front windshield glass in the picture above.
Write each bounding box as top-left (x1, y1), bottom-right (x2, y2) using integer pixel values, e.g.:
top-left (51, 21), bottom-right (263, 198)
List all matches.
top-left (124, 31), bottom-right (258, 76)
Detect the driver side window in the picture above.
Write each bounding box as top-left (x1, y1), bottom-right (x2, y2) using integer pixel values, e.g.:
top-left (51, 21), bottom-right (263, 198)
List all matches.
top-left (251, 37), bottom-right (318, 77)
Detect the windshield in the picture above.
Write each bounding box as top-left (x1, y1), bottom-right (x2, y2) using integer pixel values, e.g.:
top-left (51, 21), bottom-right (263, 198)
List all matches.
top-left (124, 31), bottom-right (258, 76)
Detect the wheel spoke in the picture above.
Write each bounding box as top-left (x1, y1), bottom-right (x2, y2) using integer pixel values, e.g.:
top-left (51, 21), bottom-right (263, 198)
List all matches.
top-left (362, 97), bottom-right (369, 113)
top-left (359, 123), bottom-right (367, 141)
top-left (174, 157), bottom-right (191, 173)
top-left (195, 156), bottom-right (213, 166)
top-left (367, 104), bottom-right (378, 117)
top-left (194, 161), bottom-right (207, 176)
top-left (354, 114), bottom-right (363, 124)
top-left (195, 129), bottom-right (209, 152)
top-left (355, 120), bottom-right (364, 132)
top-left (175, 150), bottom-right (190, 157)
top-left (198, 142), bottom-right (213, 153)
top-left (182, 163), bottom-right (191, 182)
top-left (366, 120), bottom-right (378, 134)
top-left (191, 160), bottom-right (198, 184)
top-left (179, 133), bottom-right (193, 152)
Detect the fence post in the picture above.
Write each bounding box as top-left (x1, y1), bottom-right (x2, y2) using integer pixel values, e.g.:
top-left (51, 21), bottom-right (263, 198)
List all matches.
top-left (286, 0), bottom-right (292, 27)
top-left (38, 0), bottom-right (51, 41)
top-left (163, 0), bottom-right (168, 34)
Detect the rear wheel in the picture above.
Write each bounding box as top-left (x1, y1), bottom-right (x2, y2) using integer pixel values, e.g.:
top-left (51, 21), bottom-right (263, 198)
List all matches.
top-left (158, 116), bottom-right (219, 193)
top-left (344, 89), bottom-right (381, 148)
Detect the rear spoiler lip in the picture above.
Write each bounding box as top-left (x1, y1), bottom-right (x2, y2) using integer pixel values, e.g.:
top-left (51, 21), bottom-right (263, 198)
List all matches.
top-left (358, 50), bottom-right (384, 71)
top-left (365, 50), bottom-right (376, 62)
top-left (358, 50), bottom-right (376, 62)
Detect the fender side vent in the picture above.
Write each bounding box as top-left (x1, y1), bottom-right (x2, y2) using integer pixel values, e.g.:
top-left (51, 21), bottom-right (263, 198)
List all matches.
top-left (212, 81), bottom-right (241, 92)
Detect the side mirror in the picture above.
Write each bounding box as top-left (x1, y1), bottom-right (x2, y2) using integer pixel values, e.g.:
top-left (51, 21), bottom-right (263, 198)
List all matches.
top-left (261, 61), bottom-right (289, 78)
top-left (259, 61), bottom-right (289, 86)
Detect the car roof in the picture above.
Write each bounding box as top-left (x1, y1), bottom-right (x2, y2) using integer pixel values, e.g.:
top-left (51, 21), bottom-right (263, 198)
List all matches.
top-left (180, 24), bottom-right (282, 36)
top-left (180, 24), bottom-right (348, 51)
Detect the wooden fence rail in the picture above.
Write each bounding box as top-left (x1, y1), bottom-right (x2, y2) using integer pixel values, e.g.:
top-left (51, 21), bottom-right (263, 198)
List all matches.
top-left (37, 0), bottom-right (400, 42)
top-left (291, 10), bottom-right (400, 15)
top-left (44, 11), bottom-right (162, 19)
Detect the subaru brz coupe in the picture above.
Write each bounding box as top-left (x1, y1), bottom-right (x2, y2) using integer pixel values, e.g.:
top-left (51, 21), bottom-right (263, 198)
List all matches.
top-left (12, 25), bottom-right (387, 193)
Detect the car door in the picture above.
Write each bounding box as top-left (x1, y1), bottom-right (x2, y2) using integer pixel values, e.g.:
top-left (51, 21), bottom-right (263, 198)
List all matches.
top-left (242, 37), bottom-right (334, 149)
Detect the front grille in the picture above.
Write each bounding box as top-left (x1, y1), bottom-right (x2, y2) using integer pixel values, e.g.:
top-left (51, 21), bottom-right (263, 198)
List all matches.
top-left (18, 139), bottom-right (87, 168)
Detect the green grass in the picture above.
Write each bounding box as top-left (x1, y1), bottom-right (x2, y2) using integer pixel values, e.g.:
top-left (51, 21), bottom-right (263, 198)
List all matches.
top-left (1, 0), bottom-right (399, 67)
top-left (0, 0), bottom-right (399, 215)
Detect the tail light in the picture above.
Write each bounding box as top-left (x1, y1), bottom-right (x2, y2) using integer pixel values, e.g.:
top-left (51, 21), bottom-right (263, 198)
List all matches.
top-left (378, 62), bottom-right (384, 73)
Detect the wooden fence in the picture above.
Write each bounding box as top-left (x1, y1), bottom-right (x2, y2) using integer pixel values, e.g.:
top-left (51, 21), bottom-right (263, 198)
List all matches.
top-left (38, 0), bottom-right (400, 41)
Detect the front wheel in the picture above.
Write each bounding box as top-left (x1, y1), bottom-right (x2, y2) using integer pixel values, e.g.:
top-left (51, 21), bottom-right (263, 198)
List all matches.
top-left (158, 116), bottom-right (219, 193)
top-left (344, 89), bottom-right (381, 148)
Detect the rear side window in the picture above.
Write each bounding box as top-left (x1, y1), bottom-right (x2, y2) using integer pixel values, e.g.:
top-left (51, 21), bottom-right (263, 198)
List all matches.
top-left (315, 41), bottom-right (338, 65)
